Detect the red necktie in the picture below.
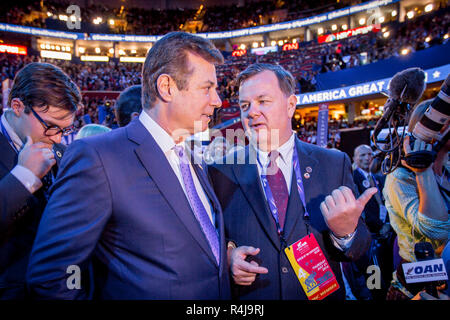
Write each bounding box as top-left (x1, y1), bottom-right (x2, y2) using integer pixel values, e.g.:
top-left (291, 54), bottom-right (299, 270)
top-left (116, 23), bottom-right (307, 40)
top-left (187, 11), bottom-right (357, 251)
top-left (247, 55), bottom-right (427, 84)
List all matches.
top-left (266, 151), bottom-right (289, 230)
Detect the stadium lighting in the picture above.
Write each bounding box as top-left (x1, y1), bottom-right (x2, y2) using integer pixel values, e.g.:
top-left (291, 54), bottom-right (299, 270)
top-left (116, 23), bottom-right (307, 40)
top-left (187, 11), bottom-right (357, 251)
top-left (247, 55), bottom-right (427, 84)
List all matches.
top-left (120, 57), bottom-right (146, 63)
top-left (444, 34), bottom-right (449, 39)
top-left (239, 44), bottom-right (246, 50)
top-left (80, 55), bottom-right (109, 62)
top-left (359, 18), bottom-right (365, 25)
top-left (119, 49), bottom-right (125, 55)
top-left (93, 17), bottom-right (103, 24)
top-left (292, 39), bottom-right (297, 44)
top-left (331, 24), bottom-right (337, 31)
top-left (407, 11), bottom-right (414, 19)
top-left (45, 44), bottom-right (50, 50)
top-left (47, 12), bottom-right (52, 17)
top-left (131, 49), bottom-right (137, 54)
top-left (78, 47), bottom-right (85, 54)
top-left (318, 27), bottom-right (324, 35)
top-left (41, 50), bottom-right (72, 60)
top-left (342, 24), bottom-right (348, 30)
top-left (401, 48), bottom-right (409, 55)
top-left (392, 10), bottom-right (397, 17)
top-left (278, 40), bottom-right (283, 46)
top-left (424, 4), bottom-right (433, 12)
top-left (252, 42), bottom-right (258, 48)
top-left (425, 36), bottom-right (431, 42)
top-left (109, 48), bottom-right (114, 54)
top-left (40, 44), bottom-right (45, 49)
top-left (378, 16), bottom-right (385, 23)
top-left (260, 42), bottom-right (264, 47)
top-left (55, 45), bottom-right (60, 51)
top-left (383, 31), bottom-right (390, 38)
top-left (50, 45), bottom-right (55, 50)
top-left (271, 40), bottom-right (276, 46)
top-left (95, 47), bottom-right (101, 54)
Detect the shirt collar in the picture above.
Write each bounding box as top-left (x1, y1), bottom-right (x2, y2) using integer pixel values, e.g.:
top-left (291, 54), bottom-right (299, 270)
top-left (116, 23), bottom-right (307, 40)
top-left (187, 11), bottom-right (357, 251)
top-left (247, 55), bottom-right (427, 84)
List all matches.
top-left (1, 112), bottom-right (23, 152)
top-left (255, 132), bottom-right (295, 167)
top-left (139, 110), bottom-right (185, 155)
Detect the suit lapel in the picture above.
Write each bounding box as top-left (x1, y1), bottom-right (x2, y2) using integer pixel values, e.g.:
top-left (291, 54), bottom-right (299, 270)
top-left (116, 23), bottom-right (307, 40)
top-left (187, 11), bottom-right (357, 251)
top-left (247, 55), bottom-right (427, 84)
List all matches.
top-left (283, 138), bottom-right (319, 242)
top-left (126, 120), bottom-right (218, 267)
top-left (233, 147), bottom-right (281, 249)
top-left (0, 133), bottom-right (18, 171)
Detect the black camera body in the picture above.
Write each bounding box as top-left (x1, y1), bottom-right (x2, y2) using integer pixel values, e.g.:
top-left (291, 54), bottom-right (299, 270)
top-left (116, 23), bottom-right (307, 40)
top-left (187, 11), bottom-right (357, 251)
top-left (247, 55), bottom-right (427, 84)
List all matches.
top-left (402, 133), bottom-right (437, 170)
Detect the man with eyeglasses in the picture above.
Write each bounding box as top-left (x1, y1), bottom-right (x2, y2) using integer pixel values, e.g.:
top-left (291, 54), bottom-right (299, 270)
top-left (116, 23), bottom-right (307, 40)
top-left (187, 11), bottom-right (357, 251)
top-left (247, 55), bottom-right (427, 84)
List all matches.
top-left (0, 62), bottom-right (81, 299)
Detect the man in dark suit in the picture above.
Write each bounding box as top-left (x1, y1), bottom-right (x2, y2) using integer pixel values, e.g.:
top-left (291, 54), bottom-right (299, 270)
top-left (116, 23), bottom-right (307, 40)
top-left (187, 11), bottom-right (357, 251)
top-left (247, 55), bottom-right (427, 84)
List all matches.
top-left (27, 32), bottom-right (231, 299)
top-left (209, 63), bottom-right (375, 300)
top-left (0, 62), bottom-right (81, 299)
top-left (348, 144), bottom-right (394, 299)
top-left (114, 85), bottom-right (142, 127)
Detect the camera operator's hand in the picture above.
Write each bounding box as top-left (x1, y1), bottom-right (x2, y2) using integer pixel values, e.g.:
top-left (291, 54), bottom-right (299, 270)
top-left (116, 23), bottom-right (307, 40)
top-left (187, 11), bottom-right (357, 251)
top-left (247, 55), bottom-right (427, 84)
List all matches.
top-left (17, 136), bottom-right (56, 179)
top-left (402, 135), bottom-right (433, 173)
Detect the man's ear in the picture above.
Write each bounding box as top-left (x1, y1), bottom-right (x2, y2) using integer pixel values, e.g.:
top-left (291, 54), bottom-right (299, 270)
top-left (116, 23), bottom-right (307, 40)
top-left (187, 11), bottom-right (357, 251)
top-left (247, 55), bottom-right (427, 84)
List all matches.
top-left (156, 74), bottom-right (175, 103)
top-left (10, 98), bottom-right (26, 117)
top-left (287, 94), bottom-right (297, 118)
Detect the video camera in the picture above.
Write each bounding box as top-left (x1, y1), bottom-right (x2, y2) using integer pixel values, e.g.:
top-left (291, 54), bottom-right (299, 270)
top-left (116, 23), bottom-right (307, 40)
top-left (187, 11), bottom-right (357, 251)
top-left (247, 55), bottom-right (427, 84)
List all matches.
top-left (371, 68), bottom-right (450, 174)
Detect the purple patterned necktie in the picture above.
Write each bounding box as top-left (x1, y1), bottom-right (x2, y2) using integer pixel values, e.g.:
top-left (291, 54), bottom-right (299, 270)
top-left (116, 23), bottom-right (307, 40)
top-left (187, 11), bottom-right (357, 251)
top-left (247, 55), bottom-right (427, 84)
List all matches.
top-left (266, 151), bottom-right (289, 230)
top-left (174, 145), bottom-right (220, 265)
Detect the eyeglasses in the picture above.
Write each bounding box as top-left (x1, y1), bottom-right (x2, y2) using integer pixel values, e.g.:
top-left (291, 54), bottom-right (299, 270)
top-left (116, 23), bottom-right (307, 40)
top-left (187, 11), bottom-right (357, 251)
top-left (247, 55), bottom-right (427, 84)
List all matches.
top-left (28, 105), bottom-right (75, 137)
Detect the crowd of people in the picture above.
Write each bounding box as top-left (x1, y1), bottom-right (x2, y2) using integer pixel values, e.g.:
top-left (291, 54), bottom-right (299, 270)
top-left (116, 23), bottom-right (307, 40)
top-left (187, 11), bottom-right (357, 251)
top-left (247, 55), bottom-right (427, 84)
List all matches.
top-left (1, 0), bottom-right (343, 34)
top-left (0, 5), bottom-right (447, 151)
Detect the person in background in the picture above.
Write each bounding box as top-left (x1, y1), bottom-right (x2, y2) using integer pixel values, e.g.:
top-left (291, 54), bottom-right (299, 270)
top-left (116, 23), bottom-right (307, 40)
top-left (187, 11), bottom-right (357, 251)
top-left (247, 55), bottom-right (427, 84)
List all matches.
top-left (384, 99), bottom-right (449, 300)
top-left (75, 124), bottom-right (111, 140)
top-left (0, 62), bottom-right (81, 299)
top-left (114, 85), bottom-right (142, 127)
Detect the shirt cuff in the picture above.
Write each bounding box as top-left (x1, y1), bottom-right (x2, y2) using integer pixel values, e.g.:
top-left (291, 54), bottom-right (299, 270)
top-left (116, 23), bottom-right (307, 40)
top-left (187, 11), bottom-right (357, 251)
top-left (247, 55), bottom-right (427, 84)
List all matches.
top-left (330, 231), bottom-right (356, 251)
top-left (10, 165), bottom-right (43, 194)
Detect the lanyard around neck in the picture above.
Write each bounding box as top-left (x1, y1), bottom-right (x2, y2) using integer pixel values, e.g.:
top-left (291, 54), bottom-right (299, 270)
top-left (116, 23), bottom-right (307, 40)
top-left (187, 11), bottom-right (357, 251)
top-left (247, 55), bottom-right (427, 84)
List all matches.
top-left (258, 146), bottom-right (310, 245)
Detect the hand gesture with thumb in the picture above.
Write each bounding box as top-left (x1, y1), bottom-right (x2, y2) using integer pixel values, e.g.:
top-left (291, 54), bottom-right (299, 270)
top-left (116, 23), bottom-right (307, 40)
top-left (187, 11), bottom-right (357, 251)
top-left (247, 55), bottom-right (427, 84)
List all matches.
top-left (320, 186), bottom-right (377, 237)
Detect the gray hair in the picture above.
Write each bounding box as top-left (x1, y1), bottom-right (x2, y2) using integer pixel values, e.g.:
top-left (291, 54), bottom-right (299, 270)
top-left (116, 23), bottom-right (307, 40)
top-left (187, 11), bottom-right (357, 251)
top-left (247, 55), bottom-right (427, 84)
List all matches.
top-left (142, 32), bottom-right (224, 110)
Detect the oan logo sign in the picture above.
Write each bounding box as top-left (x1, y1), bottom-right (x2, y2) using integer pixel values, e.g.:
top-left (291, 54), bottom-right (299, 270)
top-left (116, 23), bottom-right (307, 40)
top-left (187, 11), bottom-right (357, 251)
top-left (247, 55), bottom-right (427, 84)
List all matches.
top-left (402, 259), bottom-right (448, 284)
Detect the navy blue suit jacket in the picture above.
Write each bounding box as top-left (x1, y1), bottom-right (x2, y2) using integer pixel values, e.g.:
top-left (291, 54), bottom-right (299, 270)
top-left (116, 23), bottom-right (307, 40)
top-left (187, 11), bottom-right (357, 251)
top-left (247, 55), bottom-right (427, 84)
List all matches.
top-left (0, 133), bottom-right (48, 299)
top-left (27, 119), bottom-right (231, 299)
top-left (209, 138), bottom-right (371, 300)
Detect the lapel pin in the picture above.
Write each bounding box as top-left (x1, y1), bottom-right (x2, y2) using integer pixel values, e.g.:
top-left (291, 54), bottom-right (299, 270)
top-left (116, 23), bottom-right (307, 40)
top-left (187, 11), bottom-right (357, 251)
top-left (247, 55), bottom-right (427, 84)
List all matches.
top-left (306, 166), bottom-right (312, 173)
top-left (362, 180), bottom-right (370, 188)
top-left (304, 172), bottom-right (310, 179)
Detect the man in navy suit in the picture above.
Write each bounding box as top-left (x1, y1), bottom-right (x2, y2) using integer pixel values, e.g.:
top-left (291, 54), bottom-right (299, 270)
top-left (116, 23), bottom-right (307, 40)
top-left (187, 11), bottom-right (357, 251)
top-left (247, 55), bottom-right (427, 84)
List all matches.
top-left (0, 63), bottom-right (81, 299)
top-left (209, 64), bottom-right (375, 300)
top-left (27, 32), bottom-right (230, 299)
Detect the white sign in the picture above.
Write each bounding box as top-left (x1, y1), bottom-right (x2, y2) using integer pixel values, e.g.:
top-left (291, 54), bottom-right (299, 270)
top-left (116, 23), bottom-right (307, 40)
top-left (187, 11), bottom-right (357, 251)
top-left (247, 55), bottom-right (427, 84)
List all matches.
top-left (402, 259), bottom-right (448, 284)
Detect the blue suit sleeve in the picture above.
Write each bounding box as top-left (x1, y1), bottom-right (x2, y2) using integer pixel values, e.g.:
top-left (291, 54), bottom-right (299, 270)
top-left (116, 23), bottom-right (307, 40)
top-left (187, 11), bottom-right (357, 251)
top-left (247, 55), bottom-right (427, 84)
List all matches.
top-left (26, 140), bottom-right (112, 299)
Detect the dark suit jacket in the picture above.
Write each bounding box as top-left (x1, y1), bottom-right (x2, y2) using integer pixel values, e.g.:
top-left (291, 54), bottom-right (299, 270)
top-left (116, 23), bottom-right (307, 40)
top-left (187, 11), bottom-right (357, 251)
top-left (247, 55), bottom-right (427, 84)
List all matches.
top-left (27, 119), bottom-right (231, 300)
top-left (353, 168), bottom-right (386, 234)
top-left (209, 137), bottom-right (371, 300)
top-left (0, 134), bottom-right (46, 299)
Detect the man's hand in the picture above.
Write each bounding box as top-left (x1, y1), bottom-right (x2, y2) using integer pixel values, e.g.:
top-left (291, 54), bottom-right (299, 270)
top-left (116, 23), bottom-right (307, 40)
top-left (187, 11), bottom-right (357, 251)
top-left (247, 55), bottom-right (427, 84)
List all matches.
top-left (17, 136), bottom-right (55, 179)
top-left (230, 246), bottom-right (268, 286)
top-left (320, 186), bottom-right (377, 237)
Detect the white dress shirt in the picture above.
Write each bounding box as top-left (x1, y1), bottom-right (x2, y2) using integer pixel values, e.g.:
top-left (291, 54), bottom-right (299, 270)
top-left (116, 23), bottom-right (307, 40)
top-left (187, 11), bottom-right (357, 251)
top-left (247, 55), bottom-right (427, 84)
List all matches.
top-left (139, 110), bottom-right (215, 225)
top-left (252, 132), bottom-right (354, 250)
top-left (1, 113), bottom-right (42, 193)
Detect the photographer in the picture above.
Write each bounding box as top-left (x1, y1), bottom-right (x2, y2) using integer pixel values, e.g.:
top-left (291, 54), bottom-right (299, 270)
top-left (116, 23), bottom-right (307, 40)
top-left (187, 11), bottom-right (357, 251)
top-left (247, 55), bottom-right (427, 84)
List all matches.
top-left (383, 99), bottom-right (450, 300)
